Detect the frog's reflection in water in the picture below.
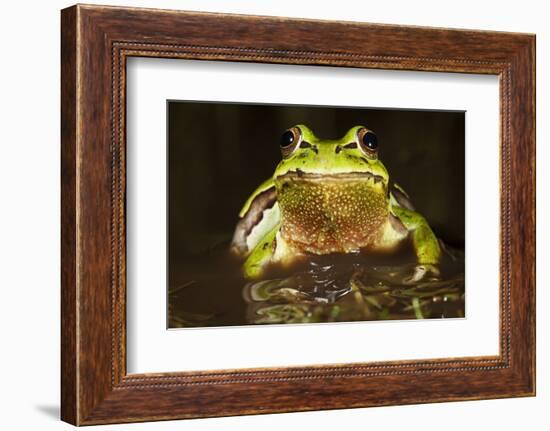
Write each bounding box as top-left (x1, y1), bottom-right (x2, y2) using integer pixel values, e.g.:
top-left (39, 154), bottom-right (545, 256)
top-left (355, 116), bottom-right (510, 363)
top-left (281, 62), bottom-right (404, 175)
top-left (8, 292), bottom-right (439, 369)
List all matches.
top-left (242, 254), bottom-right (464, 325)
top-left (168, 249), bottom-right (464, 328)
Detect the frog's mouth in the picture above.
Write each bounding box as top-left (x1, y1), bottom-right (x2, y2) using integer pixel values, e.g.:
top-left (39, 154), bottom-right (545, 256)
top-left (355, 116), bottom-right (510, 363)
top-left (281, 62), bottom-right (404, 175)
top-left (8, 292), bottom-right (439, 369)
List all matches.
top-left (276, 169), bottom-right (386, 185)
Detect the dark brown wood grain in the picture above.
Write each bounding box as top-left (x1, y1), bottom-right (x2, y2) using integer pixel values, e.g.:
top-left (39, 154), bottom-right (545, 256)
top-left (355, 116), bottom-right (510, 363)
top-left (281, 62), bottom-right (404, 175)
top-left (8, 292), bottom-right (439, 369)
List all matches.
top-left (61, 4), bottom-right (536, 425)
top-left (60, 6), bottom-right (77, 425)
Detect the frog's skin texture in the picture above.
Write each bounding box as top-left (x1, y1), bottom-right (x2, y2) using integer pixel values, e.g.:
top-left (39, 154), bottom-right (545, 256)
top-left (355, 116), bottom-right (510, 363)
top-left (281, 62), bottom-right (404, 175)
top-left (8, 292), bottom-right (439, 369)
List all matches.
top-left (231, 125), bottom-right (441, 280)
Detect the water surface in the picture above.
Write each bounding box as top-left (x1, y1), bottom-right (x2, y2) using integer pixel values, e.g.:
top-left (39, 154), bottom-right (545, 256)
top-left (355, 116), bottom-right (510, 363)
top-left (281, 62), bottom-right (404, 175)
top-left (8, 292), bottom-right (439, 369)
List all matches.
top-left (168, 245), bottom-right (464, 328)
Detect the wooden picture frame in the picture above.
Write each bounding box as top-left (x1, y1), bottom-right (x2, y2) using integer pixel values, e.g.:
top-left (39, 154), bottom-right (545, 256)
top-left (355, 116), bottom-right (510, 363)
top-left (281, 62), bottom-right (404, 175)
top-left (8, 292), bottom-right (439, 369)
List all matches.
top-left (61, 4), bottom-right (535, 425)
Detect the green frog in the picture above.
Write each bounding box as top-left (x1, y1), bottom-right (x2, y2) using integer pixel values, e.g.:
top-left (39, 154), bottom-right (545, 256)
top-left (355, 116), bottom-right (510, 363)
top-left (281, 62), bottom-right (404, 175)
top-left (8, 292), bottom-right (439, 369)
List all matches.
top-left (231, 125), bottom-right (441, 281)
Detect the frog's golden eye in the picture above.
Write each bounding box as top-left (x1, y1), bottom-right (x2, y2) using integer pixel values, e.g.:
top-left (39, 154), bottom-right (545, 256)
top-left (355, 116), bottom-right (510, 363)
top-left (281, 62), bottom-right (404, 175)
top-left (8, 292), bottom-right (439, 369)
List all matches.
top-left (357, 128), bottom-right (379, 158)
top-left (280, 127), bottom-right (302, 158)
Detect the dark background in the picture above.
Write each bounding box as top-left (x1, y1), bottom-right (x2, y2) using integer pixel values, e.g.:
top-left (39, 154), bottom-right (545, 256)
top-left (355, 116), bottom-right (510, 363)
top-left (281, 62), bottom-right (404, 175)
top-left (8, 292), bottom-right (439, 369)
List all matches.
top-left (168, 101), bottom-right (465, 269)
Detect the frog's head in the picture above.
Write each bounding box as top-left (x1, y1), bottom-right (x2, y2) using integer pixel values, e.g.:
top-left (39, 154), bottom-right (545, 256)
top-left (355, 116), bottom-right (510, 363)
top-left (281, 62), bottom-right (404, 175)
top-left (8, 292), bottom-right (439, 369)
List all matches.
top-left (273, 124), bottom-right (389, 189)
top-left (273, 125), bottom-right (391, 254)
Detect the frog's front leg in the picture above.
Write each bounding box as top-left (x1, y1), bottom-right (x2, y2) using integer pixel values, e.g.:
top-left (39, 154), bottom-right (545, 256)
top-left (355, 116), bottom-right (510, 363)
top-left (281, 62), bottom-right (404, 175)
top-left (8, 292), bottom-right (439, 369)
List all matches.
top-left (243, 225), bottom-right (280, 279)
top-left (391, 205), bottom-right (441, 283)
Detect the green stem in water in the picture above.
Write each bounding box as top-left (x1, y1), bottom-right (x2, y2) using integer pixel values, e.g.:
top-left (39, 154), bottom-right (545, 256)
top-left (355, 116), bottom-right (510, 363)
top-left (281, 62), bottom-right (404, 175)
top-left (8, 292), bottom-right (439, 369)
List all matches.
top-left (412, 297), bottom-right (424, 319)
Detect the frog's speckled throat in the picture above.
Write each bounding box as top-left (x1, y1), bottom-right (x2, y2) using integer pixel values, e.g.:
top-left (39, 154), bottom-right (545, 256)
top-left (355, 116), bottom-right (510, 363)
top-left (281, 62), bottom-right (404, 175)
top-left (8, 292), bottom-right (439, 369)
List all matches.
top-left (275, 173), bottom-right (389, 254)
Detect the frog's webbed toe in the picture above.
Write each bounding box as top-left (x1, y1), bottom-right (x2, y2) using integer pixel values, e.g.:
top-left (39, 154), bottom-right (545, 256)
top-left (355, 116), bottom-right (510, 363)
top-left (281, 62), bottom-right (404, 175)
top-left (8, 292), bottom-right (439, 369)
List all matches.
top-left (403, 264), bottom-right (440, 284)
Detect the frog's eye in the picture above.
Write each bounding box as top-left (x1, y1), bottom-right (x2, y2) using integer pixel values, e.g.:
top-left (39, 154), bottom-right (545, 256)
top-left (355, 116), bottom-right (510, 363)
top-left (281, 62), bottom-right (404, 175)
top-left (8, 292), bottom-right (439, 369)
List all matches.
top-left (357, 128), bottom-right (379, 158)
top-left (280, 127), bottom-right (302, 158)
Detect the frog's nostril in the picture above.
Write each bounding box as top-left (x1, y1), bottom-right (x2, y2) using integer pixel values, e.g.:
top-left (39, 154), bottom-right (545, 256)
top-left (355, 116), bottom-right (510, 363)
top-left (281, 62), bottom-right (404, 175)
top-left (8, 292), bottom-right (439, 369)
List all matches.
top-left (335, 145), bottom-right (342, 154)
top-left (300, 141), bottom-right (318, 154)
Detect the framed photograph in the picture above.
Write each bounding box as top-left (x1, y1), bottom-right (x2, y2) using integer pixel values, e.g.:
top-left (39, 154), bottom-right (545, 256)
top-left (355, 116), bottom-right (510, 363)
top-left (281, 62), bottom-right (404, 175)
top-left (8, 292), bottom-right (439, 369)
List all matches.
top-left (165, 101), bottom-right (466, 329)
top-left (61, 4), bottom-right (535, 425)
